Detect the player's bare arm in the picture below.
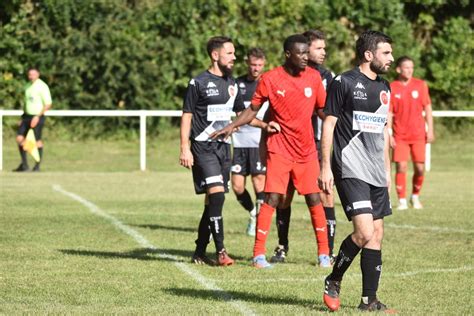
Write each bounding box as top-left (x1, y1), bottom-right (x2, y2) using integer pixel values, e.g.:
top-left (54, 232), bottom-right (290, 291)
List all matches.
top-left (425, 104), bottom-right (435, 143)
top-left (384, 125), bottom-right (391, 190)
top-left (318, 115), bottom-right (337, 193)
top-left (386, 111), bottom-right (396, 149)
top-left (179, 112), bottom-right (194, 169)
top-left (30, 103), bottom-right (51, 128)
top-left (317, 108), bottom-right (326, 120)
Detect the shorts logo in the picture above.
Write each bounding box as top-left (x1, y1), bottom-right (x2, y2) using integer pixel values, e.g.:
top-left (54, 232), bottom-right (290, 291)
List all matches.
top-left (228, 85), bottom-right (236, 97)
top-left (375, 265), bottom-right (382, 272)
top-left (304, 87), bottom-right (312, 98)
top-left (231, 164), bottom-right (242, 173)
top-left (256, 162), bottom-right (262, 171)
top-left (411, 90), bottom-right (419, 99)
top-left (380, 90), bottom-right (390, 106)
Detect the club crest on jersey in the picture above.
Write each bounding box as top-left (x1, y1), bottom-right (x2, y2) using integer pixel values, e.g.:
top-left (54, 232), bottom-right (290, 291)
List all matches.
top-left (228, 85), bottom-right (236, 97)
top-left (380, 91), bottom-right (390, 106)
top-left (412, 90), bottom-right (419, 99)
top-left (304, 87), bottom-right (312, 98)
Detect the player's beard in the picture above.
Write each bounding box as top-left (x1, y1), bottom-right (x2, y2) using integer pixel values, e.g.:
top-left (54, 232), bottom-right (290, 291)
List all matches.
top-left (218, 61), bottom-right (233, 77)
top-left (370, 58), bottom-right (390, 74)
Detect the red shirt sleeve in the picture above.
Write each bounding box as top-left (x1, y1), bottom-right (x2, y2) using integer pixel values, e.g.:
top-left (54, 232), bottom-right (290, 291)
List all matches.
top-left (251, 76), bottom-right (269, 110)
top-left (315, 79), bottom-right (327, 109)
top-left (421, 81), bottom-right (431, 108)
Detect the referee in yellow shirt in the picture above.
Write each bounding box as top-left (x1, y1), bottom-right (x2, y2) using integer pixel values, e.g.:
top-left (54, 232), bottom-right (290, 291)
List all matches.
top-left (14, 68), bottom-right (52, 172)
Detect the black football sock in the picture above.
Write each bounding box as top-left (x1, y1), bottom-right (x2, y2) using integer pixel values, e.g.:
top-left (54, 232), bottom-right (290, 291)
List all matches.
top-left (329, 235), bottom-right (361, 281)
top-left (194, 205), bottom-right (210, 255)
top-left (18, 145), bottom-right (28, 168)
top-left (324, 207), bottom-right (336, 255)
top-left (361, 248), bottom-right (382, 302)
top-left (276, 206), bottom-right (291, 250)
top-left (208, 192), bottom-right (225, 252)
top-left (236, 189), bottom-right (254, 212)
top-left (256, 191), bottom-right (265, 205)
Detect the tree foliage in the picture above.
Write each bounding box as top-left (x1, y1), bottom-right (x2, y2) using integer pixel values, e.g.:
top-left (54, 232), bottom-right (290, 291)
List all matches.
top-left (0, 0), bottom-right (472, 136)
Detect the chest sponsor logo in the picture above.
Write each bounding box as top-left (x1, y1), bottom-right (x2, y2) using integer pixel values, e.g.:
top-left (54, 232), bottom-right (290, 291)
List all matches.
top-left (352, 111), bottom-right (387, 134)
top-left (206, 87), bottom-right (219, 97)
top-left (353, 90), bottom-right (367, 100)
top-left (411, 90), bottom-right (419, 99)
top-left (304, 87), bottom-right (312, 98)
top-left (380, 90), bottom-right (390, 106)
top-left (355, 82), bottom-right (365, 89)
top-left (277, 89), bottom-right (286, 97)
top-left (394, 93), bottom-right (401, 99)
top-left (207, 103), bottom-right (234, 121)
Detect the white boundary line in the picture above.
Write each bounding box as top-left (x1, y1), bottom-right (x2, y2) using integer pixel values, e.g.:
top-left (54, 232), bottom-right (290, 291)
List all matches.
top-left (52, 184), bottom-right (256, 316)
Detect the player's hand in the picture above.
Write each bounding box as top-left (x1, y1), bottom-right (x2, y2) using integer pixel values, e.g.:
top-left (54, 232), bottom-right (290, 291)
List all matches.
top-left (210, 125), bottom-right (234, 141)
top-left (266, 121), bottom-right (281, 134)
top-left (386, 169), bottom-right (391, 192)
top-left (233, 126), bottom-right (240, 133)
top-left (179, 148), bottom-right (194, 169)
top-left (389, 136), bottom-right (396, 149)
top-left (30, 116), bottom-right (40, 128)
top-left (318, 166), bottom-right (334, 194)
top-left (426, 131), bottom-right (435, 143)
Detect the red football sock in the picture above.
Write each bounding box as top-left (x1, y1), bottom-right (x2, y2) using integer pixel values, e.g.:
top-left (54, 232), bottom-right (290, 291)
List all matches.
top-left (309, 204), bottom-right (330, 256)
top-left (253, 203), bottom-right (275, 257)
top-left (412, 175), bottom-right (424, 195)
top-left (395, 172), bottom-right (406, 199)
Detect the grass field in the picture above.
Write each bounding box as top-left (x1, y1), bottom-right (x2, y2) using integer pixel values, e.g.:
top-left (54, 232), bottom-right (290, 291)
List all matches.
top-left (1, 128), bottom-right (473, 314)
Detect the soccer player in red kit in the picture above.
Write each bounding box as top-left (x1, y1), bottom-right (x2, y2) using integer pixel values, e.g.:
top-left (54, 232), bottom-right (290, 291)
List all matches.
top-left (212, 34), bottom-right (330, 268)
top-left (388, 56), bottom-right (434, 210)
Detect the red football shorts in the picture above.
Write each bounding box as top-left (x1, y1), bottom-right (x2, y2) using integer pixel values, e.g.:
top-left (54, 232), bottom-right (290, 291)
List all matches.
top-left (392, 141), bottom-right (426, 163)
top-left (264, 152), bottom-right (320, 195)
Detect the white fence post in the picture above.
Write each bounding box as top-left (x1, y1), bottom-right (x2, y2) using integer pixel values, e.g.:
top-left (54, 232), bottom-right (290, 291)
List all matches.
top-left (140, 112), bottom-right (146, 171)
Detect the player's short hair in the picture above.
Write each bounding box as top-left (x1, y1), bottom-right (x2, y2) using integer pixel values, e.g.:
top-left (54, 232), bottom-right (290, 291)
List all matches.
top-left (396, 55), bottom-right (414, 67)
top-left (356, 30), bottom-right (392, 63)
top-left (28, 67), bottom-right (40, 73)
top-left (283, 34), bottom-right (308, 52)
top-left (247, 47), bottom-right (266, 60)
top-left (303, 29), bottom-right (326, 43)
top-left (207, 36), bottom-right (233, 58)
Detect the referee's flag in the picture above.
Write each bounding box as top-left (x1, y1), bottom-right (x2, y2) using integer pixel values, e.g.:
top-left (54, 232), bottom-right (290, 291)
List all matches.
top-left (23, 129), bottom-right (40, 162)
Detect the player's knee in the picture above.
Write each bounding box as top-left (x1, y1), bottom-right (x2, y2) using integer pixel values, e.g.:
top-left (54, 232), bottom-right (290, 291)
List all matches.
top-left (231, 183), bottom-right (244, 195)
top-left (414, 164), bottom-right (424, 175)
top-left (396, 163), bottom-right (408, 173)
top-left (16, 136), bottom-right (24, 144)
top-left (353, 228), bottom-right (374, 247)
top-left (278, 195), bottom-right (292, 208)
top-left (304, 193), bottom-right (321, 207)
top-left (266, 193), bottom-right (280, 208)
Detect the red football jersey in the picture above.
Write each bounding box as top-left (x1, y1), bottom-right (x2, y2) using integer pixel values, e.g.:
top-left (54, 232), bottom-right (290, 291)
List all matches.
top-left (252, 66), bottom-right (326, 162)
top-left (390, 78), bottom-right (431, 142)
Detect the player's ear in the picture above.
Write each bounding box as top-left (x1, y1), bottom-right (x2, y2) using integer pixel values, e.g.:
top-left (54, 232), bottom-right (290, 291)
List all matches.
top-left (396, 66), bottom-right (401, 74)
top-left (364, 50), bottom-right (373, 62)
top-left (211, 49), bottom-right (220, 62)
top-left (284, 50), bottom-right (291, 59)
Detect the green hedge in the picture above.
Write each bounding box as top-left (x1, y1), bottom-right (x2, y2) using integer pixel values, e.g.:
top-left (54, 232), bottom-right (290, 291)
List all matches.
top-left (1, 0), bottom-right (472, 137)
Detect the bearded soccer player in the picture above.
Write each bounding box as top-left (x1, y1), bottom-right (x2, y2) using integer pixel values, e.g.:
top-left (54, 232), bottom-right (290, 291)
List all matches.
top-left (388, 56), bottom-right (434, 210)
top-left (320, 30), bottom-right (396, 312)
top-left (231, 48), bottom-right (268, 236)
top-left (180, 36), bottom-right (245, 266)
top-left (212, 34), bottom-right (330, 269)
top-left (271, 30), bottom-right (336, 266)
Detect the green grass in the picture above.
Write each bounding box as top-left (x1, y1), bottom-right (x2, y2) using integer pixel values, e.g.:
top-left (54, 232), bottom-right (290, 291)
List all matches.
top-left (1, 128), bottom-right (473, 314)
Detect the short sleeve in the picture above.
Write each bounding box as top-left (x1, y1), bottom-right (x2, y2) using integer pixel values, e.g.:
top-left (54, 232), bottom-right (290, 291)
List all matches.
top-left (421, 81), bottom-right (431, 107)
top-left (251, 77), bottom-right (269, 109)
top-left (314, 76), bottom-right (327, 110)
top-left (324, 75), bottom-right (345, 117)
top-left (232, 85), bottom-right (245, 113)
top-left (182, 78), bottom-right (199, 113)
top-left (40, 83), bottom-right (52, 105)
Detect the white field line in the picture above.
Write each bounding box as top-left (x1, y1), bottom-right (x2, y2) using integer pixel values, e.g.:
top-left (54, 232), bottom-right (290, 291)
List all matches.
top-left (52, 184), bottom-right (256, 316)
top-left (219, 266), bottom-right (474, 284)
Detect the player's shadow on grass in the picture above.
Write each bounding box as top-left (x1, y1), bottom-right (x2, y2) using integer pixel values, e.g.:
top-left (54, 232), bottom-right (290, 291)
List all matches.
top-left (58, 248), bottom-right (184, 262)
top-left (164, 287), bottom-right (341, 311)
top-left (131, 224), bottom-right (195, 233)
